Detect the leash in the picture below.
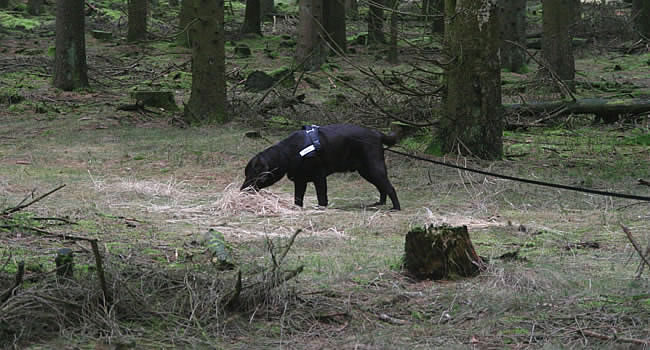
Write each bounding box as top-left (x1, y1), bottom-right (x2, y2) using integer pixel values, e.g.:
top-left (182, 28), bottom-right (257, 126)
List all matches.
top-left (386, 148), bottom-right (650, 202)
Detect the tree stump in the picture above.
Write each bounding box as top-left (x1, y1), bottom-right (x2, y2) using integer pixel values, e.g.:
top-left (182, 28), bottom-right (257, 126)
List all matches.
top-left (244, 70), bottom-right (275, 92)
top-left (404, 224), bottom-right (483, 280)
top-left (91, 30), bottom-right (113, 40)
top-left (131, 91), bottom-right (179, 111)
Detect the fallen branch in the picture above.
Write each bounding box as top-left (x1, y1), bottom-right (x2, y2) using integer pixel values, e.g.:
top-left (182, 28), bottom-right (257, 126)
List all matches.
top-left (579, 329), bottom-right (649, 346)
top-left (378, 313), bottom-right (409, 325)
top-left (620, 224), bottom-right (650, 278)
top-left (2, 184), bottom-right (66, 215)
top-left (90, 240), bottom-right (110, 304)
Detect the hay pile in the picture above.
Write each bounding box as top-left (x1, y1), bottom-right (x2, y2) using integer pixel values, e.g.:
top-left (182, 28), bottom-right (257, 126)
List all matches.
top-left (211, 183), bottom-right (298, 217)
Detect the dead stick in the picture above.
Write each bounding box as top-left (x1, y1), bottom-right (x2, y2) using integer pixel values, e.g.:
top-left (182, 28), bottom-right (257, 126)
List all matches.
top-left (2, 184), bottom-right (66, 215)
top-left (10, 225), bottom-right (95, 242)
top-left (90, 239), bottom-right (110, 304)
top-left (620, 224), bottom-right (650, 272)
top-left (580, 329), bottom-right (649, 346)
top-left (504, 40), bottom-right (576, 102)
top-left (277, 229), bottom-right (301, 267)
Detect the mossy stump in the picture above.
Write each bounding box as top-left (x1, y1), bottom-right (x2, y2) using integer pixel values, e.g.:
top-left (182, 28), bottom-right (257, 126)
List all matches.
top-left (404, 224), bottom-right (484, 280)
top-left (131, 91), bottom-right (179, 111)
top-left (91, 30), bottom-right (113, 40)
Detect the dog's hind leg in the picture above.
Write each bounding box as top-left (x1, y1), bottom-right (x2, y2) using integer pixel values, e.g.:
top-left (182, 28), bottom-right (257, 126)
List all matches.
top-left (358, 167), bottom-right (401, 210)
top-left (313, 176), bottom-right (328, 207)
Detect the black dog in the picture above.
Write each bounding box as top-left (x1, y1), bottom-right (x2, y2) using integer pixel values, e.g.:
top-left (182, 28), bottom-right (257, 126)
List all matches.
top-left (241, 124), bottom-right (400, 210)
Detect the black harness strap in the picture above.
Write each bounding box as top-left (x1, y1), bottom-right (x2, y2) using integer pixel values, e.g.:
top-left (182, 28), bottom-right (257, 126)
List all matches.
top-left (299, 125), bottom-right (321, 158)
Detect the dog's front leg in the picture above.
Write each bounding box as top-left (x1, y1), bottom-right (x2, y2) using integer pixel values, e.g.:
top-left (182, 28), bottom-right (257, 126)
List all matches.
top-left (294, 180), bottom-right (307, 207)
top-left (313, 177), bottom-right (328, 207)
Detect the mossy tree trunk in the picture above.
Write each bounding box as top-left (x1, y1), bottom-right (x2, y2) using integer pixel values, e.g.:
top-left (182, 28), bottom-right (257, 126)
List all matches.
top-left (633, 0), bottom-right (650, 38)
top-left (241, 0), bottom-right (261, 35)
top-left (296, 0), bottom-right (326, 71)
top-left (368, 0), bottom-right (385, 44)
top-left (542, 0), bottom-right (576, 87)
top-left (184, 0), bottom-right (227, 124)
top-left (53, 0), bottom-right (89, 91)
top-left (404, 225), bottom-right (484, 280)
top-left (498, 0), bottom-right (526, 73)
top-left (127, 0), bottom-right (148, 42)
top-left (441, 0), bottom-right (502, 160)
top-left (323, 0), bottom-right (346, 54)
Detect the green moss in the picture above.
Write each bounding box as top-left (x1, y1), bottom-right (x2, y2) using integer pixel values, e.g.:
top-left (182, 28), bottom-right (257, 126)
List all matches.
top-left (0, 12), bottom-right (41, 30)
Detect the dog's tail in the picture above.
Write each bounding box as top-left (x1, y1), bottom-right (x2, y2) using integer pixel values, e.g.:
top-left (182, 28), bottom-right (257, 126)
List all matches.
top-left (381, 131), bottom-right (398, 147)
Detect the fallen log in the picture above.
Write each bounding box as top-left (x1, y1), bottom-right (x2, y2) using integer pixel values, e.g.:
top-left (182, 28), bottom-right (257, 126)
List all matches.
top-left (504, 98), bottom-right (650, 123)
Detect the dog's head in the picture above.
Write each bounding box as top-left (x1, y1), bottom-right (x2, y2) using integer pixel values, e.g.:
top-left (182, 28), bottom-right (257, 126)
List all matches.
top-left (240, 153), bottom-right (285, 191)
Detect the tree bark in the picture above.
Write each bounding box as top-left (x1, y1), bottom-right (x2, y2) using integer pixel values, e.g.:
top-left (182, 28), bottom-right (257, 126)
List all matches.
top-left (323, 0), bottom-right (346, 53)
top-left (498, 0), bottom-right (526, 73)
top-left (241, 0), bottom-right (262, 35)
top-left (345, 0), bottom-right (358, 19)
top-left (127, 0), bottom-right (148, 42)
top-left (442, 0), bottom-right (503, 160)
top-left (184, 0), bottom-right (226, 124)
top-left (296, 0), bottom-right (326, 71)
top-left (27, 0), bottom-right (44, 15)
top-left (542, 0), bottom-right (575, 87)
top-left (53, 0), bottom-right (89, 91)
top-left (632, 0), bottom-right (650, 38)
top-left (368, 0), bottom-right (385, 44)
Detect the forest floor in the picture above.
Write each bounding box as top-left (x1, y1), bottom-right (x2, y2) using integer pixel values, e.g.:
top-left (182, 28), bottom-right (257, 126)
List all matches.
top-left (1, 1), bottom-right (650, 349)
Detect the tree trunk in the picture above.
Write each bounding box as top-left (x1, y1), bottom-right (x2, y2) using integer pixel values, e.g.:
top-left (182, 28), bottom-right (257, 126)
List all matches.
top-left (184, 0), bottom-right (226, 124)
top-left (176, 0), bottom-right (192, 47)
top-left (404, 225), bottom-right (483, 280)
top-left (169, 0), bottom-right (178, 7)
top-left (387, 0), bottom-right (398, 63)
top-left (632, 0), bottom-right (650, 38)
top-left (323, 0), bottom-right (346, 54)
top-left (345, 0), bottom-right (358, 19)
top-left (127, 0), bottom-right (148, 42)
top-left (53, 0), bottom-right (89, 91)
top-left (423, 0), bottom-right (444, 34)
top-left (0, 0), bottom-right (8, 9)
top-left (498, 0), bottom-right (526, 73)
top-left (542, 0), bottom-right (575, 87)
top-left (368, 0), bottom-right (385, 44)
top-left (27, 0), bottom-right (44, 15)
top-left (241, 0), bottom-right (262, 35)
top-left (442, 0), bottom-right (502, 160)
top-left (296, 0), bottom-right (326, 71)
top-left (260, 0), bottom-right (273, 18)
